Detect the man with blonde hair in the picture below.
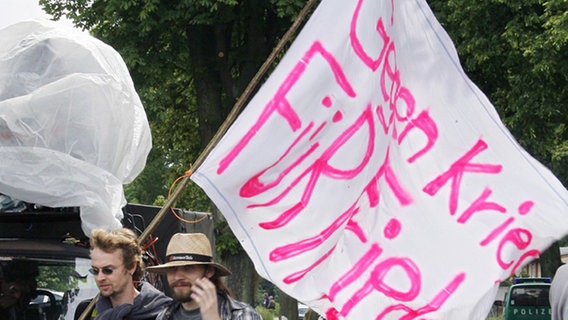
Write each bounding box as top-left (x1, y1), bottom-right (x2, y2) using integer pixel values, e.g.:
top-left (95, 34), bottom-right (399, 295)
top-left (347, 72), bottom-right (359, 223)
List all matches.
top-left (147, 232), bottom-right (261, 320)
top-left (79, 228), bottom-right (171, 320)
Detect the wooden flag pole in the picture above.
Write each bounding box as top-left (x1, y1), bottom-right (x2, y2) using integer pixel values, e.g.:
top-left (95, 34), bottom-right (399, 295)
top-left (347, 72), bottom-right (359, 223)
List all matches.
top-left (79, 1), bottom-right (320, 318)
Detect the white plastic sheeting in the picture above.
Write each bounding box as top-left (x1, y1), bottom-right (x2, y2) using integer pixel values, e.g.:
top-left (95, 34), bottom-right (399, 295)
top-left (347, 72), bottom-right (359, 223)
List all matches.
top-left (0, 20), bottom-right (152, 235)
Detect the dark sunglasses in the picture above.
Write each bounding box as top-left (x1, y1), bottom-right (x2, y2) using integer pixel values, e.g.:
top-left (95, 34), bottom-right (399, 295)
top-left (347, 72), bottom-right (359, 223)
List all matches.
top-left (88, 267), bottom-right (114, 276)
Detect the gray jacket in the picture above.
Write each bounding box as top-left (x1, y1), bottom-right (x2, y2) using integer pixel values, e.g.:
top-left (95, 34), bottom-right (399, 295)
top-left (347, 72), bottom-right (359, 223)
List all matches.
top-left (94, 282), bottom-right (172, 320)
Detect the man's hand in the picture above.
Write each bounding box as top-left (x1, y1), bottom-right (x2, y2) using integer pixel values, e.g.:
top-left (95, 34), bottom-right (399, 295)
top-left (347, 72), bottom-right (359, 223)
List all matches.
top-left (191, 277), bottom-right (221, 320)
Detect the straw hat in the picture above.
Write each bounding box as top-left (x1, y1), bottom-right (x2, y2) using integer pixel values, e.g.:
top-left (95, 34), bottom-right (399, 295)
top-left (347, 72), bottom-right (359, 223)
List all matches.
top-left (146, 233), bottom-right (231, 276)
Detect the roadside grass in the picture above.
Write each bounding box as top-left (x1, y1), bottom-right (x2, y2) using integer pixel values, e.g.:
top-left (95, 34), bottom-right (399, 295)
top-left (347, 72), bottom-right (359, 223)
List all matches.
top-left (255, 305), bottom-right (280, 320)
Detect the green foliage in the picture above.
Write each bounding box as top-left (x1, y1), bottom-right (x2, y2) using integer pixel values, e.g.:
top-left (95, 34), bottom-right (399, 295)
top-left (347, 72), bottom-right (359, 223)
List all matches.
top-left (256, 306), bottom-right (279, 320)
top-left (271, 0), bottom-right (308, 20)
top-left (259, 278), bottom-right (278, 295)
top-left (256, 304), bottom-right (280, 320)
top-left (256, 278), bottom-right (278, 306)
top-left (428, 0), bottom-right (568, 187)
top-left (124, 149), bottom-right (168, 205)
top-left (559, 235), bottom-right (568, 247)
top-left (152, 195), bottom-right (166, 207)
top-left (215, 221), bottom-right (241, 256)
top-left (39, 0), bottom-right (308, 221)
top-left (428, 0), bottom-right (568, 272)
top-left (500, 276), bottom-right (514, 287)
top-left (304, 309), bottom-right (322, 320)
top-left (37, 265), bottom-right (77, 292)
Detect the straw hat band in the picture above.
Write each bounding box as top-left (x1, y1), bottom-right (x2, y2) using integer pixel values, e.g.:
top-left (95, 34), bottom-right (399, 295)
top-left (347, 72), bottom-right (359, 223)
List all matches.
top-left (167, 253), bottom-right (212, 263)
top-left (145, 233), bottom-right (232, 276)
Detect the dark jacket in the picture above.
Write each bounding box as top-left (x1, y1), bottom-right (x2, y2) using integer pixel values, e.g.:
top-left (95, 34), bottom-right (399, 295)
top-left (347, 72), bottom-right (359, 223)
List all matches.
top-left (75, 282), bottom-right (172, 320)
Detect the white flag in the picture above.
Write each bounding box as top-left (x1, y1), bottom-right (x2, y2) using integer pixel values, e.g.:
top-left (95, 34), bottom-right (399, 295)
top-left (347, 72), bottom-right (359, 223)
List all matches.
top-left (191, 0), bottom-right (568, 318)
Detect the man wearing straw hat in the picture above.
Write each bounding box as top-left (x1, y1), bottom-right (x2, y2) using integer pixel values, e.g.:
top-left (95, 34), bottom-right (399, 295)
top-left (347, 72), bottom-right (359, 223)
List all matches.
top-left (147, 233), bottom-right (261, 320)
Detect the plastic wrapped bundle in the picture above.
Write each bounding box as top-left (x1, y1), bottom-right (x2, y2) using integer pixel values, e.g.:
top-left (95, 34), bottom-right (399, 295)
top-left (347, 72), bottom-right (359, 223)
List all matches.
top-left (0, 20), bottom-right (152, 235)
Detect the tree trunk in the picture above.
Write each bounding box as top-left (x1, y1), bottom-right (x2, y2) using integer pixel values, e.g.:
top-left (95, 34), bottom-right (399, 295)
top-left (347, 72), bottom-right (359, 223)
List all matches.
top-left (278, 288), bottom-right (299, 320)
top-left (186, 24), bottom-right (226, 147)
top-left (223, 250), bottom-right (259, 306)
top-left (184, 2), bottom-right (301, 312)
top-left (540, 241), bottom-right (562, 278)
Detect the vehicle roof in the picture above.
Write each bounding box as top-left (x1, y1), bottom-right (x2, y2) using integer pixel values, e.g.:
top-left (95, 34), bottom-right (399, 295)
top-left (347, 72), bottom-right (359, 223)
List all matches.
top-left (0, 203), bottom-right (206, 263)
top-left (510, 282), bottom-right (551, 290)
top-left (0, 209), bottom-right (87, 240)
top-left (0, 238), bottom-right (90, 260)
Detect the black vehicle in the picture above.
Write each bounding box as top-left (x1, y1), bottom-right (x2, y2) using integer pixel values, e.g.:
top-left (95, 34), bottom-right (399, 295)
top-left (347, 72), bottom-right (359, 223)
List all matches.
top-left (0, 203), bottom-right (97, 320)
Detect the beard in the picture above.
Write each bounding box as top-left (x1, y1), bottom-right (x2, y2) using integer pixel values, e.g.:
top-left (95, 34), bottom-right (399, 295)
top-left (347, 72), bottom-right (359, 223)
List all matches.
top-left (170, 283), bottom-right (193, 303)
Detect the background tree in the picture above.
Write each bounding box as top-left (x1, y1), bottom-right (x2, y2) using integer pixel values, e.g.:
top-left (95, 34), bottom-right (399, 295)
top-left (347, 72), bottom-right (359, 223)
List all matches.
top-left (278, 288), bottom-right (299, 320)
top-left (428, 0), bottom-right (568, 275)
top-left (40, 0), bottom-right (311, 303)
top-left (37, 265), bottom-right (77, 293)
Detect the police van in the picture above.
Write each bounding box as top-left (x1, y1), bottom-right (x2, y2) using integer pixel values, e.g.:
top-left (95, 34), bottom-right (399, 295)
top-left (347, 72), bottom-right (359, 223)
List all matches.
top-left (503, 277), bottom-right (551, 320)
